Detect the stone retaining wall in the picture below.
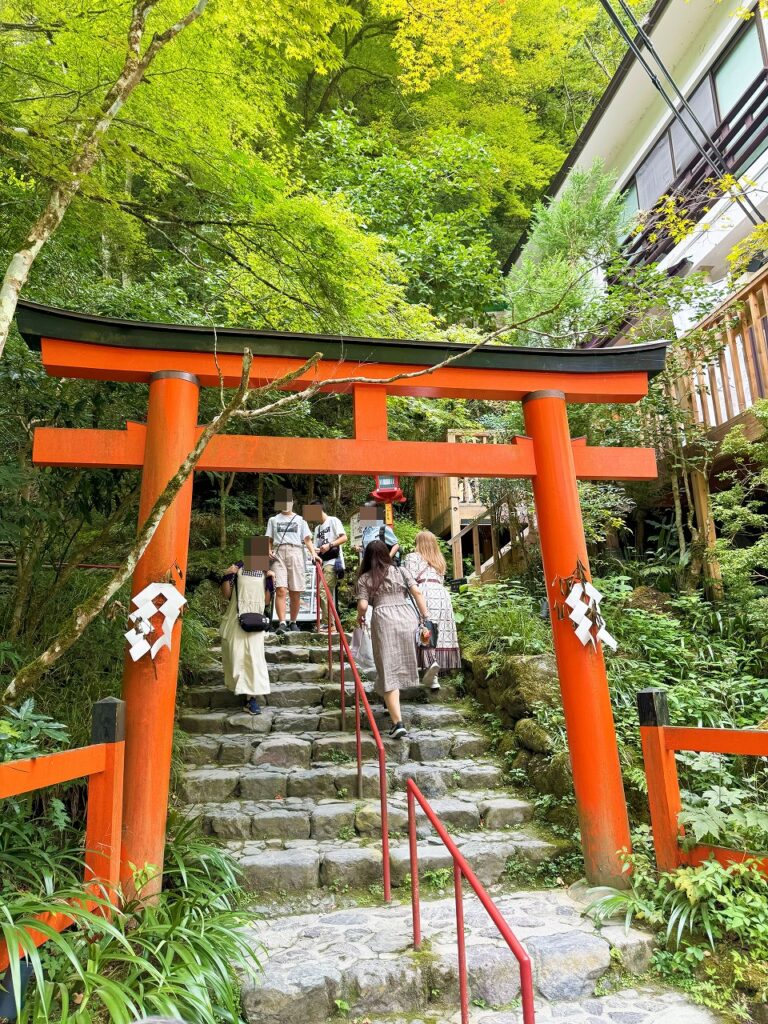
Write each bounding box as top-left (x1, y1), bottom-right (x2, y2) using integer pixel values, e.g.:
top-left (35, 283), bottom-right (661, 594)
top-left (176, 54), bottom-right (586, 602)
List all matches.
top-left (462, 651), bottom-right (577, 828)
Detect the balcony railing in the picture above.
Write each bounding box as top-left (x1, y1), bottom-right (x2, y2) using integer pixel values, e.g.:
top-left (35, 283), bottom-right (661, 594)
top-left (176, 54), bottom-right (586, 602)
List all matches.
top-left (624, 68), bottom-right (768, 271)
top-left (678, 262), bottom-right (768, 436)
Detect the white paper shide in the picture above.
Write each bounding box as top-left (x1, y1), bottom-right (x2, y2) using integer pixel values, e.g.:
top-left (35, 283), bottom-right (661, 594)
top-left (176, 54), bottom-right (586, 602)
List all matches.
top-left (124, 583), bottom-right (187, 662)
top-left (564, 580), bottom-right (617, 652)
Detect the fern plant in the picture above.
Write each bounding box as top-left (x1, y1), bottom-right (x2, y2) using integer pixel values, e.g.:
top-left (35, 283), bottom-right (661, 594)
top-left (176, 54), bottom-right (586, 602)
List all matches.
top-left (587, 848), bottom-right (768, 953)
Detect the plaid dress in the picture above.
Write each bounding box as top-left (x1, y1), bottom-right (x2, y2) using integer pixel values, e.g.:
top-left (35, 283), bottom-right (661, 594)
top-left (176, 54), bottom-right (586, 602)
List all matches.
top-left (403, 553), bottom-right (461, 672)
top-left (357, 566), bottom-right (419, 694)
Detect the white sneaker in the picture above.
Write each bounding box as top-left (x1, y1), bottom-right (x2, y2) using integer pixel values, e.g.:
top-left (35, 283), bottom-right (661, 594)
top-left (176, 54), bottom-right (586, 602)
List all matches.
top-left (422, 663), bottom-right (440, 690)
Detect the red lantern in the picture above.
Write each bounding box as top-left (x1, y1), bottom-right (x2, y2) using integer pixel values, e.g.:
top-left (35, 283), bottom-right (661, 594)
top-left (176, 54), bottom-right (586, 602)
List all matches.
top-left (370, 474), bottom-right (405, 505)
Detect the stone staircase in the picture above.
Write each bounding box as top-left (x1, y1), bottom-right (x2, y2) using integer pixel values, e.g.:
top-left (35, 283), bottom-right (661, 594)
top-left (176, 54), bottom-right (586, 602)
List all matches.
top-left (179, 633), bottom-right (558, 894)
top-left (178, 631), bottom-right (722, 1024)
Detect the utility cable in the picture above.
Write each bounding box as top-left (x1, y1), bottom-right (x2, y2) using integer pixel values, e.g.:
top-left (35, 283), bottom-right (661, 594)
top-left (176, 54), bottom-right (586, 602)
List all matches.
top-left (596, 0), bottom-right (764, 227)
top-left (612, 0), bottom-right (765, 225)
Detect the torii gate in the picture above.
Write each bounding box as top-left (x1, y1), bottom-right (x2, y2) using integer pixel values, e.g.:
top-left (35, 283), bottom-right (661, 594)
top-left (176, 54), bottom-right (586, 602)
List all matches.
top-left (16, 299), bottom-right (667, 891)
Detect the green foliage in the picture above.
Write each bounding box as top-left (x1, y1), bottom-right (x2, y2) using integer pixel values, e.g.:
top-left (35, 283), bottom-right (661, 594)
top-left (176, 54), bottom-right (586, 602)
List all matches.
top-left (711, 399), bottom-right (768, 599)
top-left (453, 581), bottom-right (551, 663)
top-left (1, 809), bottom-right (260, 1023)
top-left (577, 482), bottom-right (636, 545)
top-left (424, 867), bottom-right (452, 892)
top-left (0, 699), bottom-right (69, 761)
top-left (587, 846), bottom-right (768, 1017)
top-left (304, 112), bottom-right (503, 322)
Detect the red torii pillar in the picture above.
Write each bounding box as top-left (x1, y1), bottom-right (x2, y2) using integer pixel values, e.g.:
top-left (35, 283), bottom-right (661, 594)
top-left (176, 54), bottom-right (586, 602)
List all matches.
top-left (121, 371), bottom-right (200, 895)
top-left (524, 391), bottom-right (630, 883)
top-left (23, 315), bottom-right (665, 889)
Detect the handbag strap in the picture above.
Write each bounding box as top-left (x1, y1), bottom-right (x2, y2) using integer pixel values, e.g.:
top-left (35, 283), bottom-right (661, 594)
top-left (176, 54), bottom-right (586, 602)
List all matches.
top-left (275, 513), bottom-right (298, 554)
top-left (399, 568), bottom-right (421, 620)
top-left (233, 571), bottom-right (241, 615)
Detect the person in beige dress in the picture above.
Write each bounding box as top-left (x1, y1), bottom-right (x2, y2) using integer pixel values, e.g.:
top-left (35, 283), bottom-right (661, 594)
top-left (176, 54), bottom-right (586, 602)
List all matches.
top-left (220, 564), bottom-right (274, 715)
top-left (356, 540), bottom-right (435, 740)
top-left (403, 531), bottom-right (461, 675)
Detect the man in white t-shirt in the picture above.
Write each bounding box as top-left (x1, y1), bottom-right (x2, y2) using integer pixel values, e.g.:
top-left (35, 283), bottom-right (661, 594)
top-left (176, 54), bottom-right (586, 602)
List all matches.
top-left (309, 500), bottom-right (348, 633)
top-left (266, 499), bottom-right (318, 634)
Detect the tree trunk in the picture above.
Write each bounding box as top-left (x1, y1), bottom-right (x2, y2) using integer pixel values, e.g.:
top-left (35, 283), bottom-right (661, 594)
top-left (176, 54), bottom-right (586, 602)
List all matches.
top-left (219, 471), bottom-right (235, 549)
top-left (7, 529), bottom-right (47, 641)
top-left (0, 0), bottom-right (209, 360)
top-left (690, 468), bottom-right (724, 601)
top-left (670, 470), bottom-right (687, 565)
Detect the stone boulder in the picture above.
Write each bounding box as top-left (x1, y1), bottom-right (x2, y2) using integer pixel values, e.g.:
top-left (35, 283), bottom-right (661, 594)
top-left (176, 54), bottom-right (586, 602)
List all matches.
top-left (528, 750), bottom-right (573, 799)
top-left (526, 930), bottom-right (611, 1000)
top-left (514, 718), bottom-right (554, 754)
top-left (506, 654), bottom-right (560, 713)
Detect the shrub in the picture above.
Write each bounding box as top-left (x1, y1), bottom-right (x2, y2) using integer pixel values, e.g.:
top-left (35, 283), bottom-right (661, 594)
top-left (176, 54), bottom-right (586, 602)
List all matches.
top-left (587, 846), bottom-right (768, 1017)
top-left (453, 581), bottom-right (550, 663)
top-left (1, 816), bottom-right (260, 1023)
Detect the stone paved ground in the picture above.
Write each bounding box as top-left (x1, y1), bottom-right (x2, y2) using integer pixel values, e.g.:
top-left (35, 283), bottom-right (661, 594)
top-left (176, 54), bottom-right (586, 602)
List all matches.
top-left (238, 890), bottom-right (719, 1024)
top-left (178, 632), bottom-right (723, 1024)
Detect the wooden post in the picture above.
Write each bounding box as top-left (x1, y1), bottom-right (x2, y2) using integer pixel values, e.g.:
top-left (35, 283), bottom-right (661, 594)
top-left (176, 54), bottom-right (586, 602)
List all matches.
top-left (472, 526), bottom-right (482, 577)
top-left (120, 370), bottom-right (200, 896)
top-left (690, 468), bottom-right (723, 600)
top-left (748, 289), bottom-right (768, 396)
top-left (523, 390), bottom-right (631, 887)
top-left (85, 698), bottom-right (125, 900)
top-left (637, 689), bottom-right (682, 872)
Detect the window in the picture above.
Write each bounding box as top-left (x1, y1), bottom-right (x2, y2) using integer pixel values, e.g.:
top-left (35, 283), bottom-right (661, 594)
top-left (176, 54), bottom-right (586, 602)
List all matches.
top-left (636, 135), bottom-right (674, 209)
top-left (670, 79), bottom-right (717, 172)
top-left (618, 181), bottom-right (639, 237)
top-left (714, 21), bottom-right (763, 116)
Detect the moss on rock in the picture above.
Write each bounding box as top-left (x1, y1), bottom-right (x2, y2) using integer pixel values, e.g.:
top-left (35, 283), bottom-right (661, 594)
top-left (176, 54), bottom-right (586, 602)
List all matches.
top-left (515, 718), bottom-right (554, 754)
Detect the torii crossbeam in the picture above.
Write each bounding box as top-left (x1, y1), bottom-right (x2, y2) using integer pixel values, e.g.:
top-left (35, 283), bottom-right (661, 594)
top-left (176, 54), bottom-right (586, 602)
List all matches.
top-left (17, 299), bottom-right (668, 892)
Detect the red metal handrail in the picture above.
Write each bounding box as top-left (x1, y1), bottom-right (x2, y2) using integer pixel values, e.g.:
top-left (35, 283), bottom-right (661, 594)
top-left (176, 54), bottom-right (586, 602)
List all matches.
top-left (314, 562), bottom-right (391, 901)
top-left (0, 698), bottom-right (125, 973)
top-left (406, 779), bottom-right (536, 1024)
top-left (638, 688), bottom-right (768, 875)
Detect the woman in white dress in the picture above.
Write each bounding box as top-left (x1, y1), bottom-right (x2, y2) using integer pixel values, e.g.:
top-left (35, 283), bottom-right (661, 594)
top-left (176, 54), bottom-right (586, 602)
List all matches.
top-left (403, 531), bottom-right (461, 674)
top-left (220, 563), bottom-right (274, 715)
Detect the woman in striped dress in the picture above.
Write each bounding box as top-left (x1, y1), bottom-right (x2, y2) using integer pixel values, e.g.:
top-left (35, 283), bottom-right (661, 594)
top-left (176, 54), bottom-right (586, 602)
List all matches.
top-left (403, 531), bottom-right (461, 675)
top-left (356, 540), bottom-right (434, 741)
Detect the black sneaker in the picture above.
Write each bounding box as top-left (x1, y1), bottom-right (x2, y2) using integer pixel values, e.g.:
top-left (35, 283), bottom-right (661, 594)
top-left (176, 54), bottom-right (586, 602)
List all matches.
top-left (289, 621), bottom-right (300, 632)
top-left (244, 697), bottom-right (261, 716)
top-left (389, 722), bottom-right (407, 740)
top-left (275, 621), bottom-right (288, 636)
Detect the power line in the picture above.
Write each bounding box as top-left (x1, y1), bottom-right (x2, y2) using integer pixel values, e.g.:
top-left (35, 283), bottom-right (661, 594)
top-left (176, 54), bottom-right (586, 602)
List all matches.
top-left (612, 0), bottom-right (765, 225)
top-left (597, 0), bottom-right (764, 228)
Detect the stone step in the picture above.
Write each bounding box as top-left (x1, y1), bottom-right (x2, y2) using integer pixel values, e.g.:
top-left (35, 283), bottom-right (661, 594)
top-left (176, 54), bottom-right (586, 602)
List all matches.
top-left (239, 892), bottom-right (712, 1024)
top-left (186, 791), bottom-right (534, 842)
top-left (181, 702), bottom-right (470, 760)
top-left (182, 725), bottom-right (490, 768)
top-left (179, 676), bottom-right (455, 729)
top-left (179, 757), bottom-right (505, 805)
top-left (209, 632), bottom-right (353, 655)
top-left (192, 662), bottom-right (330, 689)
top-left (230, 828), bottom-right (557, 894)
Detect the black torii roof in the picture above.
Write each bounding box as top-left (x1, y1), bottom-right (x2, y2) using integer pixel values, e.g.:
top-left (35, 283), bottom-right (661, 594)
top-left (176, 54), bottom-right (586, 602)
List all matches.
top-left (15, 299), bottom-right (667, 377)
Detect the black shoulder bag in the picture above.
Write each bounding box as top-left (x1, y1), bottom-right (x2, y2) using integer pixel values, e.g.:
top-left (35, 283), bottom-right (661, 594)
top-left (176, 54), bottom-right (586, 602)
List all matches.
top-left (234, 573), bottom-right (271, 633)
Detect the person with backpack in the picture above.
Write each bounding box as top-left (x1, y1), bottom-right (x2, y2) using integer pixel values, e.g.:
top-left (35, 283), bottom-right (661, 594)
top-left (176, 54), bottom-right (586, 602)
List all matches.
top-left (359, 502), bottom-right (399, 562)
top-left (310, 499), bottom-right (347, 632)
top-left (266, 498), bottom-right (319, 634)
